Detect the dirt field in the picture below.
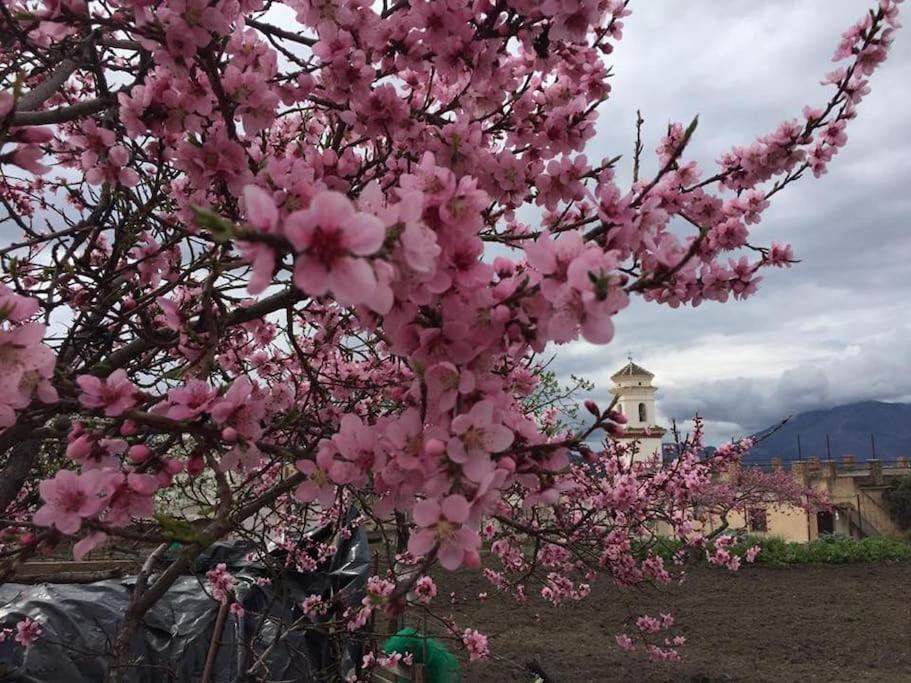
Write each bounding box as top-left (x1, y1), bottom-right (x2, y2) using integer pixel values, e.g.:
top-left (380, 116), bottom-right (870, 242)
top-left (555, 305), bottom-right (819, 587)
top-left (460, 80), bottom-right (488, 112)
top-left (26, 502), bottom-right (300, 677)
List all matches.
top-left (426, 562), bottom-right (911, 682)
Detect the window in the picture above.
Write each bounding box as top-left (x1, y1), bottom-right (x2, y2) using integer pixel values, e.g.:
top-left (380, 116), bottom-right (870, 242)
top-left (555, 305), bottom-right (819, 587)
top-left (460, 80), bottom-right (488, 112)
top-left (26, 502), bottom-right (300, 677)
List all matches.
top-left (748, 508), bottom-right (768, 533)
top-left (638, 402), bottom-right (647, 422)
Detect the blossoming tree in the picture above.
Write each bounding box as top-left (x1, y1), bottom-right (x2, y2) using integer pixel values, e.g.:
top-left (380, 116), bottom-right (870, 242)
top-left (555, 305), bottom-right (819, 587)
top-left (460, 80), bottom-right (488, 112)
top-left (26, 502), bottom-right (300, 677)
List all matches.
top-left (0, 0), bottom-right (900, 678)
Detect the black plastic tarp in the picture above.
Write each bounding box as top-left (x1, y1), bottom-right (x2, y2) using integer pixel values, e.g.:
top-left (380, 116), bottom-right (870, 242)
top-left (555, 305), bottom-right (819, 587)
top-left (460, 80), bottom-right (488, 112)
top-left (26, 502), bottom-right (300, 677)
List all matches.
top-left (0, 521), bottom-right (368, 682)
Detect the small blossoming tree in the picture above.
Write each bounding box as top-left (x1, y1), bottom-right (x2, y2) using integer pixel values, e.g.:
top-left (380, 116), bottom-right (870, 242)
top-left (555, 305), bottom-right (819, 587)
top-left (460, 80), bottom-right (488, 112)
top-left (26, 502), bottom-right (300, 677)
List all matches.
top-left (0, 0), bottom-right (899, 678)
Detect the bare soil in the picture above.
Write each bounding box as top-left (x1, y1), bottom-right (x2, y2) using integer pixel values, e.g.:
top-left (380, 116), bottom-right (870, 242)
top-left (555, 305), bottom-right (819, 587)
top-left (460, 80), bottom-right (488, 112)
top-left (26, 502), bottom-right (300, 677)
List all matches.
top-left (425, 562), bottom-right (911, 682)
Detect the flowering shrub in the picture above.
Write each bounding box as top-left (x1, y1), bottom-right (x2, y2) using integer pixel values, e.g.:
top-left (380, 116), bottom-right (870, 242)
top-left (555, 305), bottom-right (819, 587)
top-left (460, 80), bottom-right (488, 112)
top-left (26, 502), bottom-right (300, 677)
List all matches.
top-left (0, 0), bottom-right (900, 676)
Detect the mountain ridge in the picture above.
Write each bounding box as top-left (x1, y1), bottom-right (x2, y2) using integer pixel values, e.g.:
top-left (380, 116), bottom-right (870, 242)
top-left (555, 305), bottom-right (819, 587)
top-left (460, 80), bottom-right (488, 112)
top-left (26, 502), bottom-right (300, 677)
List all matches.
top-left (742, 400), bottom-right (911, 463)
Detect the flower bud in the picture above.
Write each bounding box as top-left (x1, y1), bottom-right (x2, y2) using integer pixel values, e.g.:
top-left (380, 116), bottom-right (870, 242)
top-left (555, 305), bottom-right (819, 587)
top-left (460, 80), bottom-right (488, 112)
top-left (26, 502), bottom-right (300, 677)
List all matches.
top-left (579, 446), bottom-right (598, 464)
top-left (163, 458), bottom-right (184, 475)
top-left (606, 423), bottom-right (627, 437)
top-left (424, 438), bottom-right (446, 457)
top-left (608, 410), bottom-right (628, 424)
top-left (186, 455), bottom-right (205, 477)
top-left (129, 444), bottom-right (151, 464)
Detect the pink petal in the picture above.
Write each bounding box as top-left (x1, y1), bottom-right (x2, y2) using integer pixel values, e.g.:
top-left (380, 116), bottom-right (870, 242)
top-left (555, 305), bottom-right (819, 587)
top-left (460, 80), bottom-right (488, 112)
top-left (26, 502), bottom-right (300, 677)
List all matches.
top-left (441, 495), bottom-right (470, 524)
top-left (244, 185), bottom-right (278, 231)
top-left (311, 191), bottom-right (355, 223)
top-left (74, 532), bottom-right (108, 560)
top-left (76, 374), bottom-right (101, 395)
top-left (55, 513), bottom-right (83, 535)
top-left (438, 541), bottom-right (464, 570)
top-left (293, 256), bottom-right (330, 296)
top-left (365, 278), bottom-right (393, 315)
top-left (450, 414), bottom-right (470, 436)
top-left (468, 400), bottom-right (494, 425)
top-left (581, 311), bottom-right (615, 344)
top-left (346, 213), bottom-right (386, 256)
top-left (36, 382), bottom-right (59, 404)
top-left (328, 257), bottom-right (377, 305)
top-left (296, 460), bottom-right (317, 475)
top-left (413, 498), bottom-right (441, 527)
top-left (128, 473), bottom-right (159, 495)
top-left (446, 438), bottom-right (468, 464)
top-left (484, 425), bottom-right (514, 453)
top-left (524, 239), bottom-right (557, 274)
top-left (119, 168), bottom-right (140, 187)
top-left (317, 485), bottom-right (337, 508)
top-left (463, 453), bottom-right (495, 483)
top-left (408, 528), bottom-right (436, 557)
top-left (294, 480), bottom-right (318, 503)
top-left (283, 211), bottom-right (314, 251)
top-left (32, 504), bottom-right (55, 528)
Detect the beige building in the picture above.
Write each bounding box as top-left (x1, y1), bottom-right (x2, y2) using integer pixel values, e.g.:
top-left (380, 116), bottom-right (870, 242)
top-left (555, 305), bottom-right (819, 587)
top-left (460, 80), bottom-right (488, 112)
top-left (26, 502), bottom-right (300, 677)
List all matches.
top-left (699, 458), bottom-right (907, 542)
top-left (611, 360), bottom-right (666, 461)
top-left (607, 361), bottom-right (906, 542)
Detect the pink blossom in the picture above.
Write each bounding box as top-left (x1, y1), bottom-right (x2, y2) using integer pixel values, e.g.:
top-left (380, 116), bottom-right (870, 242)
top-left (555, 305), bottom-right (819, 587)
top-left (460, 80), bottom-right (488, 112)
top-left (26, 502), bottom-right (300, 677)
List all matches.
top-left (426, 362), bottom-right (475, 413)
top-left (615, 634), bottom-right (636, 651)
top-left (301, 594), bottom-right (327, 617)
top-left (14, 618), bottom-right (42, 647)
top-left (408, 494), bottom-right (481, 570)
top-left (206, 562), bottom-right (236, 604)
top-left (76, 369), bottom-right (138, 417)
top-left (210, 377), bottom-right (265, 439)
top-left (284, 191), bottom-right (387, 311)
top-left (461, 628), bottom-right (489, 661)
top-left (447, 401), bottom-right (514, 483)
top-left (73, 531), bottom-right (109, 560)
top-left (414, 575), bottom-right (437, 604)
top-left (243, 185), bottom-right (279, 233)
top-left (102, 471), bottom-right (159, 527)
top-left (294, 457), bottom-right (337, 507)
top-left (33, 470), bottom-right (108, 535)
top-left (0, 322), bottom-right (58, 427)
top-left (165, 380), bottom-right (218, 420)
top-left (0, 285), bottom-right (39, 322)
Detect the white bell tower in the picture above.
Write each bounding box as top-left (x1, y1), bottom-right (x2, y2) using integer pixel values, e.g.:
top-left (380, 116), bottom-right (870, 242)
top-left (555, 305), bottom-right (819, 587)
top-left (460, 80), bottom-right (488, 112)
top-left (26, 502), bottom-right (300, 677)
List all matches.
top-left (610, 357), bottom-right (665, 461)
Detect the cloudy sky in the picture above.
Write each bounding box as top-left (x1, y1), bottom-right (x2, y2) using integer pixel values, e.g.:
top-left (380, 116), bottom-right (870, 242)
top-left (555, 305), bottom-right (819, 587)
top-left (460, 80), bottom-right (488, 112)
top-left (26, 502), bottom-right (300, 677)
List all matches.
top-left (545, 1), bottom-right (911, 444)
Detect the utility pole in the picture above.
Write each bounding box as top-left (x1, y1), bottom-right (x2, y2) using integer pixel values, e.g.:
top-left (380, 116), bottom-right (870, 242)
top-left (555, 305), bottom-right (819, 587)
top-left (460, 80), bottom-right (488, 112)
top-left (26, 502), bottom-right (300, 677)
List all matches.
top-left (797, 433), bottom-right (803, 461)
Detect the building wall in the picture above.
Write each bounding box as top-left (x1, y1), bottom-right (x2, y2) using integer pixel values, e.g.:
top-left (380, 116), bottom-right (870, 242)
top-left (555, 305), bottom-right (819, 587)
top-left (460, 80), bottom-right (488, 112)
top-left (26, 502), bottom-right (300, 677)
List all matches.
top-left (614, 386), bottom-right (657, 427)
top-left (623, 436), bottom-right (664, 460)
top-left (654, 460), bottom-right (907, 543)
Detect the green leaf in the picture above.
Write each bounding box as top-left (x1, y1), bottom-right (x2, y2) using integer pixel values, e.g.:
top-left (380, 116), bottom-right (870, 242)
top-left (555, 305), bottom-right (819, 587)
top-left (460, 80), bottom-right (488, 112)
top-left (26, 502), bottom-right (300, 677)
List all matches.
top-left (155, 514), bottom-right (209, 545)
top-left (192, 206), bottom-right (235, 243)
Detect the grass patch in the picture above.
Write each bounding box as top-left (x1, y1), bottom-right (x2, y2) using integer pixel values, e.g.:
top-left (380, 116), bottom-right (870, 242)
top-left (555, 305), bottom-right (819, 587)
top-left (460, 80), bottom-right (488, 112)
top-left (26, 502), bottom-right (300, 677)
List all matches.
top-left (637, 534), bottom-right (911, 565)
top-left (736, 534), bottom-right (911, 565)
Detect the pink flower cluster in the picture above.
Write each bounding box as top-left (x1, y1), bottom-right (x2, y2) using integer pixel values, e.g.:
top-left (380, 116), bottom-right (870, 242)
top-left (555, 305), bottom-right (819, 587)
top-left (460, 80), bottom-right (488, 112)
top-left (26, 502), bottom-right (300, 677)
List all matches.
top-left (0, 0), bottom-right (899, 668)
top-left (0, 93), bottom-right (52, 174)
top-left (413, 576), bottom-right (437, 604)
top-left (33, 467), bottom-right (159, 544)
top-left (0, 287), bottom-right (57, 429)
top-left (206, 563), bottom-right (236, 604)
top-left (461, 628), bottom-right (490, 662)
